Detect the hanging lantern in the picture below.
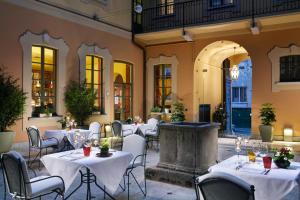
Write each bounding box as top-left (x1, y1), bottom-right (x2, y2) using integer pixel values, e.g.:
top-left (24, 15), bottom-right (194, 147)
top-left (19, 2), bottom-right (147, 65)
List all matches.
top-left (230, 65), bottom-right (239, 80)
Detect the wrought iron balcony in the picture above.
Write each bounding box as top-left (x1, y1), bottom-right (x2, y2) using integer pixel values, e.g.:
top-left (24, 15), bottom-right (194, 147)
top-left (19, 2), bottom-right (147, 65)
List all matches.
top-left (133, 0), bottom-right (300, 34)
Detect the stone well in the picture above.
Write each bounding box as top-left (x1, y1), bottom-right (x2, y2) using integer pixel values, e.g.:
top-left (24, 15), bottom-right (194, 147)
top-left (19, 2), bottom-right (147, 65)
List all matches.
top-left (146, 122), bottom-right (219, 187)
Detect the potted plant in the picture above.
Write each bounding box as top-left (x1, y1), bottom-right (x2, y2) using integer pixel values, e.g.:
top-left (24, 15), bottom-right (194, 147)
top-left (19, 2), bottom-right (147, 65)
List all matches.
top-left (150, 106), bottom-right (162, 120)
top-left (273, 147), bottom-right (294, 168)
top-left (64, 81), bottom-right (96, 127)
top-left (213, 103), bottom-right (227, 135)
top-left (259, 103), bottom-right (276, 142)
top-left (170, 102), bottom-right (186, 122)
top-left (100, 139), bottom-right (110, 156)
top-left (0, 66), bottom-right (26, 154)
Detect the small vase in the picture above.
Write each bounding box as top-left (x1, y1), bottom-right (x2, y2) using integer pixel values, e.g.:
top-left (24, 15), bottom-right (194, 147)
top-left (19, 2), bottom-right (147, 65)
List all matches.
top-left (274, 159), bottom-right (290, 169)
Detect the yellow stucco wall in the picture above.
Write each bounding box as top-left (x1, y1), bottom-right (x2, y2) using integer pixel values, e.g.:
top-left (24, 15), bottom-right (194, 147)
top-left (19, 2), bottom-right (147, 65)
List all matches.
top-left (0, 2), bottom-right (143, 142)
top-left (146, 28), bottom-right (300, 138)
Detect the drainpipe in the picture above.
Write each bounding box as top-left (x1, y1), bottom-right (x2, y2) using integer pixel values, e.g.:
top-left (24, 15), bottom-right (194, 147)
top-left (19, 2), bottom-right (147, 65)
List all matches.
top-left (131, 0), bottom-right (147, 121)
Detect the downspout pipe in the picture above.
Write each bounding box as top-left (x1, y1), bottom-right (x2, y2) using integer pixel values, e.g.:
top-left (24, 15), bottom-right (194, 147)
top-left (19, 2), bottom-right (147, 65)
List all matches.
top-left (131, 0), bottom-right (147, 121)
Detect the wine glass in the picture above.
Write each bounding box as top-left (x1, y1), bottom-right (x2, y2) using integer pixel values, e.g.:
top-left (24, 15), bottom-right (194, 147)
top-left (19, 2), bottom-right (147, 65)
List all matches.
top-left (235, 137), bottom-right (242, 169)
top-left (259, 142), bottom-right (269, 157)
top-left (252, 141), bottom-right (261, 157)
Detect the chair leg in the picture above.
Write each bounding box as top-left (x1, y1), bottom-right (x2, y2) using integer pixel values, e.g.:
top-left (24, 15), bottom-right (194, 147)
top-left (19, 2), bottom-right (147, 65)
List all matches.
top-left (1, 159), bottom-right (6, 200)
top-left (127, 174), bottom-right (130, 200)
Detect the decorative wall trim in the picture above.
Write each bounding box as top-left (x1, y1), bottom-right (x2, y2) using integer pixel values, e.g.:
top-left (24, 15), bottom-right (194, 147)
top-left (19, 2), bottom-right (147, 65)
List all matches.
top-left (20, 30), bottom-right (69, 129)
top-left (5, 0), bottom-right (131, 39)
top-left (77, 43), bottom-right (112, 116)
top-left (146, 55), bottom-right (178, 114)
top-left (268, 44), bottom-right (300, 92)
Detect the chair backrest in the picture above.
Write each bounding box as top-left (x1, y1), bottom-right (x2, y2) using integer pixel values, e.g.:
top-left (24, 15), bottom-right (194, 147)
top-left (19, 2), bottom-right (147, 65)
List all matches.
top-left (89, 122), bottom-right (101, 138)
top-left (196, 172), bottom-right (255, 200)
top-left (147, 118), bottom-right (158, 127)
top-left (26, 126), bottom-right (41, 147)
top-left (111, 120), bottom-right (123, 137)
top-left (2, 151), bottom-right (32, 198)
top-left (122, 134), bottom-right (146, 166)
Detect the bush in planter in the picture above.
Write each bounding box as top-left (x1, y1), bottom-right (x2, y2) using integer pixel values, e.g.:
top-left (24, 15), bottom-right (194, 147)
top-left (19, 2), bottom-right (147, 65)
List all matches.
top-left (170, 102), bottom-right (185, 122)
top-left (213, 103), bottom-right (227, 131)
top-left (151, 106), bottom-right (161, 113)
top-left (259, 103), bottom-right (276, 142)
top-left (0, 66), bottom-right (26, 153)
top-left (64, 81), bottom-right (96, 126)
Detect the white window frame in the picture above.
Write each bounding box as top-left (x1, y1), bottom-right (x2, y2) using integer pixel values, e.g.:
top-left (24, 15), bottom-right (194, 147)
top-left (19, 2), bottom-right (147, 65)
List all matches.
top-left (20, 31), bottom-right (69, 129)
top-left (268, 44), bottom-right (300, 92)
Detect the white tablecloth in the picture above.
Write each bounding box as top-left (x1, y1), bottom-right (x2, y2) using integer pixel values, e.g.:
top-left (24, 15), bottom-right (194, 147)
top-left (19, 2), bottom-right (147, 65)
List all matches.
top-left (122, 124), bottom-right (140, 134)
top-left (44, 129), bottom-right (91, 146)
top-left (41, 148), bottom-right (133, 194)
top-left (208, 155), bottom-right (300, 200)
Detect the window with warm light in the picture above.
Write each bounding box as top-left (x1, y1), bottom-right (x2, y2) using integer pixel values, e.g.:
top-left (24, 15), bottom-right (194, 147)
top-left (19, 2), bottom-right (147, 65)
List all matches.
top-left (31, 46), bottom-right (56, 117)
top-left (158, 0), bottom-right (174, 16)
top-left (113, 61), bottom-right (133, 121)
top-left (154, 64), bottom-right (172, 109)
top-left (86, 55), bottom-right (104, 113)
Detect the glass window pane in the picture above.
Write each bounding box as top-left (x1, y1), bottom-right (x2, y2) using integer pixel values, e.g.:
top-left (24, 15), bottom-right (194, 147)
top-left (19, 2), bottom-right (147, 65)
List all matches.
top-left (32, 63), bottom-right (41, 72)
top-left (32, 46), bottom-right (41, 63)
top-left (232, 87), bottom-right (239, 102)
top-left (86, 70), bottom-right (92, 84)
top-left (94, 70), bottom-right (101, 84)
top-left (44, 48), bottom-right (54, 64)
top-left (86, 56), bottom-right (92, 70)
top-left (44, 64), bottom-right (54, 73)
top-left (94, 57), bottom-right (102, 70)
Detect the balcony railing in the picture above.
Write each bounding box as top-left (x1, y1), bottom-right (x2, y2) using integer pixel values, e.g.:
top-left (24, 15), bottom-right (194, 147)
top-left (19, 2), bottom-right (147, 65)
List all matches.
top-left (133, 0), bottom-right (300, 34)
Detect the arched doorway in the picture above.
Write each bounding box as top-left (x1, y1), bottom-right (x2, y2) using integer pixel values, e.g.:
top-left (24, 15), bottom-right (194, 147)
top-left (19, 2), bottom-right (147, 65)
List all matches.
top-left (193, 40), bottom-right (252, 135)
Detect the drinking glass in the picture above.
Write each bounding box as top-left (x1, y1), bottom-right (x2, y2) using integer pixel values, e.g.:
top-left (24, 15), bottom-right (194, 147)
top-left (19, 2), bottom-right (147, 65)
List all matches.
top-left (83, 145), bottom-right (91, 157)
top-left (263, 156), bottom-right (272, 169)
top-left (235, 137), bottom-right (242, 167)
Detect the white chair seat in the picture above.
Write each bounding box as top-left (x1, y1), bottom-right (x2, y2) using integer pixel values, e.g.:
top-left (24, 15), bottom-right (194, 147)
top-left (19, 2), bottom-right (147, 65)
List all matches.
top-left (40, 138), bottom-right (58, 148)
top-left (30, 176), bottom-right (64, 197)
top-left (145, 130), bottom-right (158, 137)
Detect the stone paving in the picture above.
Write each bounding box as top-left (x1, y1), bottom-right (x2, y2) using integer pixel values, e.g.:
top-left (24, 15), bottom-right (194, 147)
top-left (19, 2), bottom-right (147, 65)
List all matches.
top-left (1, 138), bottom-right (300, 200)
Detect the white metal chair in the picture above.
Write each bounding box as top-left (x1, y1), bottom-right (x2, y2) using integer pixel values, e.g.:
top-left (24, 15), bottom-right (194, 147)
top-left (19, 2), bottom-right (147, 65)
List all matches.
top-left (122, 134), bottom-right (147, 200)
top-left (196, 172), bottom-right (255, 200)
top-left (2, 151), bottom-right (65, 200)
top-left (144, 118), bottom-right (159, 150)
top-left (88, 122), bottom-right (102, 140)
top-left (26, 126), bottom-right (59, 168)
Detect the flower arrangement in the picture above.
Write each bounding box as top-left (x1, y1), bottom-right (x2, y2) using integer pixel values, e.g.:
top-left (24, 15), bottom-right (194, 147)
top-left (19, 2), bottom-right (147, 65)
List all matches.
top-left (273, 147), bottom-right (294, 168)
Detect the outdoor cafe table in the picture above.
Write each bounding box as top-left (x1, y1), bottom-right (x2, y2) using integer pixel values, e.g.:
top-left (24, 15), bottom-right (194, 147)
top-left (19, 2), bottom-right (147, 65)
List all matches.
top-left (208, 155), bottom-right (300, 200)
top-left (41, 148), bottom-right (133, 199)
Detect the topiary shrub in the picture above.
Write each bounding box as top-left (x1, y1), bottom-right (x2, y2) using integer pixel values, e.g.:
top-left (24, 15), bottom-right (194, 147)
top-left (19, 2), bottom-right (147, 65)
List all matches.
top-left (0, 66), bottom-right (26, 132)
top-left (170, 102), bottom-right (186, 122)
top-left (64, 81), bottom-right (96, 126)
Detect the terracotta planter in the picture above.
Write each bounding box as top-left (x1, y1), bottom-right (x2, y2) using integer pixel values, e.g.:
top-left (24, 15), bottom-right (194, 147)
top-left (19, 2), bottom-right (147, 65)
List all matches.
top-left (259, 125), bottom-right (273, 142)
top-left (0, 131), bottom-right (16, 154)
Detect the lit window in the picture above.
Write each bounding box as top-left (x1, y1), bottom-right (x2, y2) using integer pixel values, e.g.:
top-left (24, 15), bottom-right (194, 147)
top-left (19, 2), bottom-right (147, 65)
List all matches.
top-left (86, 55), bottom-right (104, 113)
top-left (113, 62), bottom-right (133, 121)
top-left (158, 0), bottom-right (174, 16)
top-left (31, 46), bottom-right (56, 117)
top-left (211, 0), bottom-right (233, 7)
top-left (232, 87), bottom-right (247, 103)
top-left (280, 55), bottom-right (300, 82)
top-left (154, 64), bottom-right (172, 109)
